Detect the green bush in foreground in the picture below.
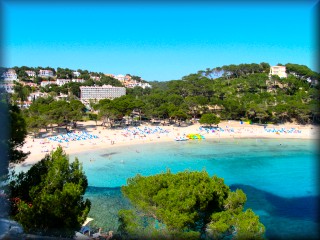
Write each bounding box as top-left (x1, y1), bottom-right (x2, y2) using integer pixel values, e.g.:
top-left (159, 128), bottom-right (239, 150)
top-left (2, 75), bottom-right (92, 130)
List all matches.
top-left (119, 170), bottom-right (265, 239)
top-left (8, 147), bottom-right (91, 237)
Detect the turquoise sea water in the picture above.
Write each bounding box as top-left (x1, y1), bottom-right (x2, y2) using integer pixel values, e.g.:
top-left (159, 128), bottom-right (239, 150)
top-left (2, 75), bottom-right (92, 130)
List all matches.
top-left (18, 138), bottom-right (320, 239)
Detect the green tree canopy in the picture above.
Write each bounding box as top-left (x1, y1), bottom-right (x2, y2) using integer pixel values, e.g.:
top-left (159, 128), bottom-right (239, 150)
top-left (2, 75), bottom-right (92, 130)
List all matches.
top-left (8, 104), bottom-right (29, 165)
top-left (285, 63), bottom-right (319, 80)
top-left (56, 67), bottom-right (73, 79)
top-left (10, 62), bottom-right (320, 125)
top-left (119, 170), bottom-right (265, 239)
top-left (98, 75), bottom-right (123, 87)
top-left (199, 113), bottom-right (221, 126)
top-left (0, 100), bottom-right (10, 180)
top-left (96, 99), bottom-right (119, 127)
top-left (8, 147), bottom-right (91, 237)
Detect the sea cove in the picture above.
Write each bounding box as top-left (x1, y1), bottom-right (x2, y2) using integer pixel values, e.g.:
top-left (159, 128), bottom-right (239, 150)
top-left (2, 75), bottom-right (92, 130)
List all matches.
top-left (67, 138), bottom-right (319, 239)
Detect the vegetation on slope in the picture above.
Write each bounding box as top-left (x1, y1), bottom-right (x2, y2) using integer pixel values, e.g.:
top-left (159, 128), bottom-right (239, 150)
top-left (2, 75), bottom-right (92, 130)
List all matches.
top-left (8, 147), bottom-right (91, 237)
top-left (7, 62), bottom-right (317, 137)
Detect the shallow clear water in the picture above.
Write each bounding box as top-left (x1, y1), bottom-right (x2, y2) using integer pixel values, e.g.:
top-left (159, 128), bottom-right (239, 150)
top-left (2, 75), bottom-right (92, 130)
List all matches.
top-left (72, 139), bottom-right (318, 196)
top-left (18, 138), bottom-right (320, 239)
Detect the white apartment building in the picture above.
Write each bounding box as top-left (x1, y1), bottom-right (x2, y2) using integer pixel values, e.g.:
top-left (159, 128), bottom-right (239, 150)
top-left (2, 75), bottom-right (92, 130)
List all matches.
top-left (1, 69), bottom-right (18, 81)
top-left (140, 82), bottom-right (152, 89)
top-left (56, 79), bottom-right (71, 86)
top-left (125, 82), bottom-right (152, 89)
top-left (39, 69), bottom-right (54, 78)
top-left (0, 83), bottom-right (15, 93)
top-left (40, 81), bottom-right (56, 87)
top-left (90, 75), bottom-right (101, 81)
top-left (80, 85), bottom-right (126, 102)
top-left (72, 78), bottom-right (85, 83)
top-left (269, 66), bottom-right (287, 78)
top-left (73, 71), bottom-right (81, 77)
top-left (21, 101), bottom-right (32, 109)
top-left (114, 74), bottom-right (125, 82)
top-left (25, 70), bottom-right (36, 77)
top-left (27, 91), bottom-right (48, 102)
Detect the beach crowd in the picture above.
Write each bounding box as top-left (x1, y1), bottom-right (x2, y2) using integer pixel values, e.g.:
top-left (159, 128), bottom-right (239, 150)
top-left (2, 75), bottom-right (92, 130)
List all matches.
top-left (20, 120), bottom-right (318, 165)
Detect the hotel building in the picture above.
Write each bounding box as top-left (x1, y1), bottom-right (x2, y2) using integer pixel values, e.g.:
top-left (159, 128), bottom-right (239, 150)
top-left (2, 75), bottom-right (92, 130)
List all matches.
top-left (80, 85), bottom-right (126, 102)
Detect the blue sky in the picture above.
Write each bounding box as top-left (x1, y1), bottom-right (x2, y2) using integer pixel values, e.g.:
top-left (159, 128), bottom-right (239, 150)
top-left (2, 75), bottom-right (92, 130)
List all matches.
top-left (2, 1), bottom-right (318, 81)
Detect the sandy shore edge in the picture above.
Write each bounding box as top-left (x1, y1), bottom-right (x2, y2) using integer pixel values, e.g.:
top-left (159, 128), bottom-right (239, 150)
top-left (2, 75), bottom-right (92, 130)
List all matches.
top-left (18, 120), bottom-right (319, 166)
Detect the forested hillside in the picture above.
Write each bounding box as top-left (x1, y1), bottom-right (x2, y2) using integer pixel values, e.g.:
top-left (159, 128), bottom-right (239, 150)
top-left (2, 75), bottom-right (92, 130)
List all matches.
top-left (4, 63), bottom-right (320, 131)
top-left (145, 63), bottom-right (319, 124)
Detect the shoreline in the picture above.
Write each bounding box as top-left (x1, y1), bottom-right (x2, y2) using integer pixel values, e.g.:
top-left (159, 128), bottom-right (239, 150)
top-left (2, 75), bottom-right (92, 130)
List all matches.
top-left (18, 120), bottom-right (319, 166)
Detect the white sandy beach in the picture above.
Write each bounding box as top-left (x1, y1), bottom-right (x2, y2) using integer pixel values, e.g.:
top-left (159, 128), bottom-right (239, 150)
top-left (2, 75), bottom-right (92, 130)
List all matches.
top-left (19, 120), bottom-right (319, 165)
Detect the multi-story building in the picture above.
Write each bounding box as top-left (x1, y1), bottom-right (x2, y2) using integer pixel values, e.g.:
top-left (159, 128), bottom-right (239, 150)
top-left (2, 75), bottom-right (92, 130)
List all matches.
top-left (80, 85), bottom-right (126, 102)
top-left (56, 79), bottom-right (71, 86)
top-left (1, 69), bottom-right (18, 93)
top-left (138, 82), bottom-right (152, 89)
top-left (25, 70), bottom-right (36, 77)
top-left (39, 69), bottom-right (54, 78)
top-left (114, 74), bottom-right (125, 82)
top-left (73, 71), bottom-right (81, 78)
top-left (55, 93), bottom-right (69, 101)
top-left (123, 80), bottom-right (152, 89)
top-left (72, 78), bottom-right (85, 83)
top-left (90, 75), bottom-right (101, 81)
top-left (124, 74), bottom-right (132, 81)
top-left (1, 69), bottom-right (18, 81)
top-left (20, 101), bottom-right (32, 109)
top-left (27, 91), bottom-right (48, 102)
top-left (40, 81), bottom-right (56, 87)
top-left (269, 66), bottom-right (287, 78)
top-left (0, 83), bottom-right (15, 93)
